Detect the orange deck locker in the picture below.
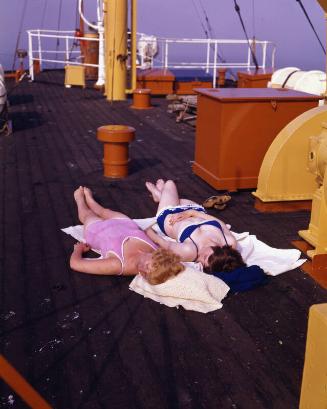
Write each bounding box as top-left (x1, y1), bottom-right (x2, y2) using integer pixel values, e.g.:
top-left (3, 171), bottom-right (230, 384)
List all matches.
top-left (192, 88), bottom-right (321, 191)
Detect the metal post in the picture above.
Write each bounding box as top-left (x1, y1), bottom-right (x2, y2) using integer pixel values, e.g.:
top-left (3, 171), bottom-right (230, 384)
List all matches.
top-left (247, 41), bottom-right (251, 69)
top-left (96, 23), bottom-right (105, 87)
top-left (28, 31), bottom-right (34, 81)
top-left (65, 36), bottom-right (69, 63)
top-left (131, 0), bottom-right (137, 91)
top-left (213, 41), bottom-right (217, 88)
top-left (37, 30), bottom-right (42, 71)
top-left (206, 40), bottom-right (210, 74)
top-left (262, 42), bottom-right (267, 69)
top-left (164, 40), bottom-right (168, 69)
top-left (105, 0), bottom-right (128, 101)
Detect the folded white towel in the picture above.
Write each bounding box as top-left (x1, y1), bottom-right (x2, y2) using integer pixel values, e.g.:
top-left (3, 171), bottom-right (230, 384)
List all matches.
top-left (62, 219), bottom-right (306, 313)
top-left (130, 266), bottom-right (230, 313)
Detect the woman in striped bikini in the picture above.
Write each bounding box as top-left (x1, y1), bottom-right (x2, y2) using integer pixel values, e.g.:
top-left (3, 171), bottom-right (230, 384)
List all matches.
top-left (145, 179), bottom-right (245, 273)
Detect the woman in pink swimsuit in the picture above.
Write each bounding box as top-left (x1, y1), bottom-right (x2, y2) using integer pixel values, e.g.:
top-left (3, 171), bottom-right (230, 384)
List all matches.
top-left (70, 187), bottom-right (184, 284)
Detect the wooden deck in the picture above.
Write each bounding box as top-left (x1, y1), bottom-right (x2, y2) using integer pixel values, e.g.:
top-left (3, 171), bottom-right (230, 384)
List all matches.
top-left (1, 70), bottom-right (327, 409)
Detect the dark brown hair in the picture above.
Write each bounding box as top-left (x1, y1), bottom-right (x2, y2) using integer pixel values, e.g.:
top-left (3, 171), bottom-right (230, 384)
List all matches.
top-left (204, 245), bottom-right (246, 273)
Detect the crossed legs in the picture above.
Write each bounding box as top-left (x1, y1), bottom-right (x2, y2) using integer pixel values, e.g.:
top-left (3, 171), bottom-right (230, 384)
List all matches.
top-left (145, 179), bottom-right (197, 212)
top-left (74, 187), bottom-right (128, 228)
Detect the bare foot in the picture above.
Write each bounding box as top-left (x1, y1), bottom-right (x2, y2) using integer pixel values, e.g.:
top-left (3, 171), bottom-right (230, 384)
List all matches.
top-left (74, 186), bottom-right (84, 202)
top-left (145, 181), bottom-right (161, 203)
top-left (83, 187), bottom-right (95, 207)
top-left (156, 179), bottom-right (165, 192)
top-left (83, 187), bottom-right (93, 199)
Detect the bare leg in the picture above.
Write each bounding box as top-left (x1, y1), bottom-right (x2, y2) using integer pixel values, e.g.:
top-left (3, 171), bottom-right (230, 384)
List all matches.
top-left (145, 181), bottom-right (162, 203)
top-left (180, 198), bottom-right (199, 206)
top-left (74, 187), bottom-right (100, 225)
top-left (145, 179), bottom-right (166, 203)
top-left (156, 179), bottom-right (165, 192)
top-left (146, 180), bottom-right (198, 209)
top-left (83, 187), bottom-right (128, 220)
top-left (156, 180), bottom-right (180, 211)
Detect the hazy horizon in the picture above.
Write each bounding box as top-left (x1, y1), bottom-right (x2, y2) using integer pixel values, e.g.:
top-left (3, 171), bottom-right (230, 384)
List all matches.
top-left (1, 0), bottom-right (326, 72)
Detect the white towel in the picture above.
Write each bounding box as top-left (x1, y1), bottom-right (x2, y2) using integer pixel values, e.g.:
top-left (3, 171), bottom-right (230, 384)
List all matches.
top-left (129, 267), bottom-right (230, 313)
top-left (62, 219), bottom-right (306, 313)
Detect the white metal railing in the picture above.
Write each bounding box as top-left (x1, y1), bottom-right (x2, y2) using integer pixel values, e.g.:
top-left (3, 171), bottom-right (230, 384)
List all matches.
top-left (27, 29), bottom-right (99, 81)
top-left (27, 30), bottom-right (276, 89)
top-left (137, 34), bottom-right (276, 87)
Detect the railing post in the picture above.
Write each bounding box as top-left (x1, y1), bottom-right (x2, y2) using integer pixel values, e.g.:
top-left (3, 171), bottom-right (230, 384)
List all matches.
top-left (247, 41), bottom-right (251, 70)
top-left (96, 24), bottom-right (105, 87)
top-left (164, 40), bottom-right (168, 69)
top-left (262, 42), bottom-right (267, 70)
top-left (37, 29), bottom-right (42, 71)
top-left (271, 45), bottom-right (276, 72)
top-left (28, 31), bottom-right (34, 81)
top-left (206, 40), bottom-right (210, 74)
top-left (65, 36), bottom-right (69, 63)
top-left (213, 41), bottom-right (217, 88)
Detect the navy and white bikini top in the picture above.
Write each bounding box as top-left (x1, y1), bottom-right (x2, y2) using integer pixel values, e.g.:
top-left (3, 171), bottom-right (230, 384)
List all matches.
top-left (179, 220), bottom-right (228, 244)
top-left (178, 220), bottom-right (229, 261)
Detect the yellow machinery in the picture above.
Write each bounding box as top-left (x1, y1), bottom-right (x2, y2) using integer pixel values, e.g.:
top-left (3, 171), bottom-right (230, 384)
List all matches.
top-left (300, 304), bottom-right (327, 409)
top-left (253, 0), bottom-right (327, 262)
top-left (252, 105), bottom-right (327, 202)
top-left (298, 122), bottom-right (327, 257)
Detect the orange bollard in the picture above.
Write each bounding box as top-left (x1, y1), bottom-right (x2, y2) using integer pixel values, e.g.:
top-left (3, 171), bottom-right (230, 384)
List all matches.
top-left (130, 88), bottom-right (153, 109)
top-left (217, 68), bottom-right (226, 87)
top-left (33, 60), bottom-right (41, 75)
top-left (97, 125), bottom-right (135, 178)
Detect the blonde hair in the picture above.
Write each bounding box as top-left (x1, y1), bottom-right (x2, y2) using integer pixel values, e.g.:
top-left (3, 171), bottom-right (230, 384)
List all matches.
top-left (146, 248), bottom-right (185, 285)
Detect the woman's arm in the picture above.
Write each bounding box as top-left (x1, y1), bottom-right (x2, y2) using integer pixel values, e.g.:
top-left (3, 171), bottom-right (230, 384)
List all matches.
top-left (70, 242), bottom-right (122, 275)
top-left (169, 209), bottom-right (214, 225)
top-left (145, 227), bottom-right (171, 248)
top-left (145, 228), bottom-right (196, 262)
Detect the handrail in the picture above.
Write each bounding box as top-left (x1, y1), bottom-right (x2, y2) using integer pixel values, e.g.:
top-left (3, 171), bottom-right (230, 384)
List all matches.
top-left (136, 33), bottom-right (276, 86)
top-left (27, 29), bottom-right (276, 89)
top-left (27, 29), bottom-right (99, 81)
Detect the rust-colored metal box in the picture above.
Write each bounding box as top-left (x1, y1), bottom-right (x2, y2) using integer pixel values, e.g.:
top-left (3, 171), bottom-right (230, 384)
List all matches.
top-left (237, 69), bottom-right (272, 88)
top-left (175, 80), bottom-right (212, 95)
top-left (193, 88), bottom-right (321, 191)
top-left (137, 68), bottom-right (174, 95)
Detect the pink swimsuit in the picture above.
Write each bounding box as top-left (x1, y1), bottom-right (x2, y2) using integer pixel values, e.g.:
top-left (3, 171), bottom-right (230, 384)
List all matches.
top-left (85, 218), bottom-right (157, 273)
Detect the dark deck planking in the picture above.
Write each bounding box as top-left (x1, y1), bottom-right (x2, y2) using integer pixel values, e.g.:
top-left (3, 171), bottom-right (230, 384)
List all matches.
top-left (1, 70), bottom-right (327, 409)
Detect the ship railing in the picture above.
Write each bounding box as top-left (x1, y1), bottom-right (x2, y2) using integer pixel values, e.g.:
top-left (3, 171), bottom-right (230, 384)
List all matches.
top-left (27, 30), bottom-right (276, 89)
top-left (137, 34), bottom-right (276, 87)
top-left (27, 29), bottom-right (99, 81)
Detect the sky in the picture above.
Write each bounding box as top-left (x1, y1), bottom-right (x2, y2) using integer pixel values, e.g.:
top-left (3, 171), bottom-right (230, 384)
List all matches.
top-left (0, 0), bottom-right (326, 72)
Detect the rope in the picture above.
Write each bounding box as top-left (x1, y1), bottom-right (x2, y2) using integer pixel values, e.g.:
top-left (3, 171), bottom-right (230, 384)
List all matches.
top-left (281, 69), bottom-right (300, 88)
top-left (12, 0), bottom-right (28, 71)
top-left (191, 0), bottom-right (210, 39)
top-left (75, 0), bottom-right (79, 29)
top-left (233, 0), bottom-right (259, 70)
top-left (252, 0), bottom-right (256, 38)
top-left (191, 0), bottom-right (226, 63)
top-left (198, 0), bottom-right (216, 38)
top-left (295, 0), bottom-right (326, 55)
top-left (56, 0), bottom-right (63, 60)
